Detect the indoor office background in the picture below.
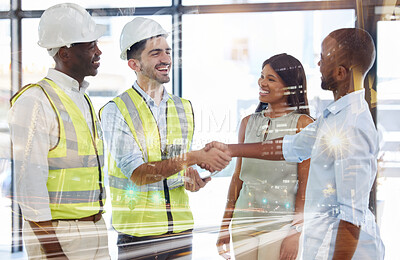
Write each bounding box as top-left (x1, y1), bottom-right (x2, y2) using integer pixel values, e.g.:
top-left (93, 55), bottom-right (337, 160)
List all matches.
top-left (0, 0), bottom-right (399, 259)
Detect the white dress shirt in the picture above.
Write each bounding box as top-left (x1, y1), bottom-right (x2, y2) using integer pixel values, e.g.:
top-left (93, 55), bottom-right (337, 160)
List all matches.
top-left (8, 69), bottom-right (94, 222)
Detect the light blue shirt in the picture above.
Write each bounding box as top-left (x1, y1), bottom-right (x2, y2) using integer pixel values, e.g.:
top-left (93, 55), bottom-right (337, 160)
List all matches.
top-left (283, 89), bottom-right (384, 259)
top-left (101, 82), bottom-right (170, 178)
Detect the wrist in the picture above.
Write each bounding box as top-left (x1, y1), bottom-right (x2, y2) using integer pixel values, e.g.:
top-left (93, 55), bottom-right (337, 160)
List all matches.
top-left (290, 223), bottom-right (302, 233)
top-left (186, 150), bottom-right (199, 166)
top-left (226, 144), bottom-right (234, 157)
top-left (220, 222), bottom-right (230, 230)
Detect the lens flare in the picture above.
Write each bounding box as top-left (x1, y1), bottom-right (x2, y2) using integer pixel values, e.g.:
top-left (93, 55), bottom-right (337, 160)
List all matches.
top-left (318, 119), bottom-right (351, 159)
top-left (123, 183), bottom-right (139, 210)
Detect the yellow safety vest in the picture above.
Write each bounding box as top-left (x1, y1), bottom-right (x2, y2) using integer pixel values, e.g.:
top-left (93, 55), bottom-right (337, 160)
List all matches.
top-left (103, 87), bottom-right (194, 237)
top-left (11, 78), bottom-right (105, 219)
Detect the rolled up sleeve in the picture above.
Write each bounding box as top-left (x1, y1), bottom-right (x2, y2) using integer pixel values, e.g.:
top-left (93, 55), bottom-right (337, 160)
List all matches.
top-left (283, 120), bottom-right (317, 163)
top-left (8, 89), bottom-right (54, 222)
top-left (101, 102), bottom-right (144, 179)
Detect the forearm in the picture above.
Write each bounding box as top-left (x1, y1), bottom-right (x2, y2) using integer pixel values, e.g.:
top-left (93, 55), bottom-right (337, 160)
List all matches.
top-left (132, 146), bottom-right (231, 185)
top-left (293, 182), bottom-right (305, 219)
top-left (292, 194), bottom-right (305, 226)
top-left (227, 137), bottom-right (284, 160)
top-left (332, 220), bottom-right (360, 260)
top-left (221, 193), bottom-right (238, 229)
top-left (131, 150), bottom-right (200, 185)
top-left (28, 220), bottom-right (67, 258)
top-left (221, 172), bottom-right (243, 230)
top-left (293, 159), bottom-right (310, 223)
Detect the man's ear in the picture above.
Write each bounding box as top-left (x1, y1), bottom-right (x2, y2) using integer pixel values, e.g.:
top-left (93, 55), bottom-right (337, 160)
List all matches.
top-left (128, 59), bottom-right (140, 72)
top-left (57, 47), bottom-right (70, 62)
top-left (336, 65), bottom-right (348, 81)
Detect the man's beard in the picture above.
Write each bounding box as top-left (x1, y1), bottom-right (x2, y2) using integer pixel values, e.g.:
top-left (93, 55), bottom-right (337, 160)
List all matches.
top-left (321, 74), bottom-right (337, 91)
top-left (140, 62), bottom-right (170, 84)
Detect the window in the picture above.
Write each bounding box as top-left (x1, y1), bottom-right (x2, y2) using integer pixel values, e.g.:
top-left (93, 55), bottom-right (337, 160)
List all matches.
top-left (0, 18), bottom-right (11, 253)
top-left (376, 20), bottom-right (400, 260)
top-left (2, 1), bottom-right (400, 259)
top-left (183, 0), bottom-right (337, 6)
top-left (21, 16), bottom-right (172, 112)
top-left (0, 0), bottom-right (9, 11)
top-left (22, 0), bottom-right (171, 10)
top-left (183, 10), bottom-right (355, 258)
top-left (183, 10), bottom-right (355, 149)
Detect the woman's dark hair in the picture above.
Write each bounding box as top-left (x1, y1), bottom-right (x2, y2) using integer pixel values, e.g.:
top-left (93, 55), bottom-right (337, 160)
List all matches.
top-left (257, 53), bottom-right (310, 115)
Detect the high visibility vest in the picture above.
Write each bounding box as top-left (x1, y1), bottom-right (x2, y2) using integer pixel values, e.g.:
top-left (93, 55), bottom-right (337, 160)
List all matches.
top-left (103, 87), bottom-right (194, 237)
top-left (11, 78), bottom-right (105, 219)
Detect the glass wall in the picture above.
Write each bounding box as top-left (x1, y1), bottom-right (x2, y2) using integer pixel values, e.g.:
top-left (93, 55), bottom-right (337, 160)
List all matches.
top-left (376, 20), bottom-right (400, 260)
top-left (182, 9), bottom-right (355, 258)
top-left (0, 0), bottom-right (9, 11)
top-left (23, 0), bottom-right (171, 10)
top-left (21, 16), bottom-right (172, 112)
top-left (2, 1), bottom-right (400, 259)
top-left (0, 19), bottom-right (11, 255)
top-left (19, 15), bottom-right (172, 258)
top-left (182, 9), bottom-right (354, 152)
top-left (183, 0), bottom-right (335, 5)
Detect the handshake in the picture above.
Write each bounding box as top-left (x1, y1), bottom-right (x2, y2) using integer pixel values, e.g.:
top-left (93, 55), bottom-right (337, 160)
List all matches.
top-left (183, 141), bottom-right (232, 192)
top-left (197, 141), bottom-right (232, 172)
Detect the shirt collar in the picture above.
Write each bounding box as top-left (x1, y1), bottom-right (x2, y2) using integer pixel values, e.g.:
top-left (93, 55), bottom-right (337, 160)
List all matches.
top-left (46, 68), bottom-right (90, 94)
top-left (133, 81), bottom-right (170, 106)
top-left (323, 89), bottom-right (365, 118)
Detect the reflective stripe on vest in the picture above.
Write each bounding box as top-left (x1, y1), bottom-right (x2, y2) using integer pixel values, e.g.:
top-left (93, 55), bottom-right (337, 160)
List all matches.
top-left (104, 87), bottom-right (194, 236)
top-left (11, 78), bottom-right (105, 219)
top-left (48, 190), bottom-right (101, 204)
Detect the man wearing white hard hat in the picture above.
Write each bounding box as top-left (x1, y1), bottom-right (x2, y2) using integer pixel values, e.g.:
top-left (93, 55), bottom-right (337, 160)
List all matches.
top-left (8, 3), bottom-right (110, 259)
top-left (100, 17), bottom-right (231, 259)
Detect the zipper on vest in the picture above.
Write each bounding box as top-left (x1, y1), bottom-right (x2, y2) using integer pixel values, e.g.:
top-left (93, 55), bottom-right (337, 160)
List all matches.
top-left (164, 101), bottom-right (174, 233)
top-left (163, 179), bottom-right (173, 233)
top-left (133, 86), bottom-right (175, 233)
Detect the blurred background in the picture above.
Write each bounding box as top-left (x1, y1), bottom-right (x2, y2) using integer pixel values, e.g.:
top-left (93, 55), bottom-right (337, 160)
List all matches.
top-left (1, 0), bottom-right (400, 259)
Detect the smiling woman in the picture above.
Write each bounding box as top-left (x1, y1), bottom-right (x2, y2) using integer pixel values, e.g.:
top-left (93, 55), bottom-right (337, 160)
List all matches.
top-left (216, 54), bottom-right (313, 260)
top-left (258, 64), bottom-right (288, 108)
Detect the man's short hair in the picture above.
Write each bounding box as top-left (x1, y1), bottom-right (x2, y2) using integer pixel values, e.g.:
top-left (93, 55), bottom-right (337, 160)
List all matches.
top-left (328, 28), bottom-right (376, 75)
top-left (126, 34), bottom-right (166, 60)
top-left (126, 38), bottom-right (148, 60)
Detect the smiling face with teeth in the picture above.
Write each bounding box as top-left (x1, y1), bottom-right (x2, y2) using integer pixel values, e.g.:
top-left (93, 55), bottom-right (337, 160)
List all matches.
top-left (258, 64), bottom-right (288, 106)
top-left (58, 41), bottom-right (102, 84)
top-left (136, 36), bottom-right (172, 85)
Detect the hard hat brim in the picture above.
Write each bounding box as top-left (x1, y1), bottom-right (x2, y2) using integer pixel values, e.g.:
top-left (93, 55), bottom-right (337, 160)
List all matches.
top-left (119, 32), bottom-right (169, 60)
top-left (38, 23), bottom-right (108, 49)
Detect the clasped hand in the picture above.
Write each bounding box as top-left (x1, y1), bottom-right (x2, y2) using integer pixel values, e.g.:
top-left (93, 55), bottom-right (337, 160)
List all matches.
top-left (198, 141), bottom-right (230, 172)
top-left (184, 141), bottom-right (231, 192)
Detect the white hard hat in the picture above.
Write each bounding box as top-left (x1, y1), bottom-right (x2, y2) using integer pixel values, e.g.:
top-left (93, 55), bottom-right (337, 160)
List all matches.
top-left (38, 3), bottom-right (106, 51)
top-left (120, 17), bottom-right (168, 60)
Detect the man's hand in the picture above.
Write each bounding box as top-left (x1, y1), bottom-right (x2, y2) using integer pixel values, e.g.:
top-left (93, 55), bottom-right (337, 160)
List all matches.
top-left (184, 167), bottom-right (210, 192)
top-left (197, 146), bottom-right (231, 172)
top-left (198, 142), bottom-right (231, 171)
top-left (204, 141), bottom-right (230, 154)
top-left (28, 221), bottom-right (68, 259)
top-left (216, 227), bottom-right (231, 259)
top-left (131, 143), bottom-right (230, 186)
top-left (280, 231), bottom-right (300, 260)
